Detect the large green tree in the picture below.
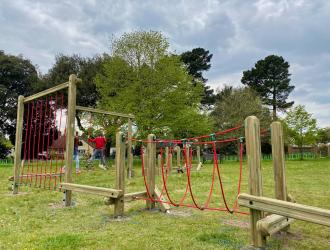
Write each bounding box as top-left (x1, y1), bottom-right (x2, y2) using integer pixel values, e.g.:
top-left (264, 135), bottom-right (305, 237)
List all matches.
top-left (284, 105), bottom-right (318, 160)
top-left (241, 55), bottom-right (295, 120)
top-left (0, 50), bottom-right (39, 143)
top-left (96, 31), bottom-right (212, 139)
top-left (180, 48), bottom-right (215, 108)
top-left (212, 87), bottom-right (272, 155)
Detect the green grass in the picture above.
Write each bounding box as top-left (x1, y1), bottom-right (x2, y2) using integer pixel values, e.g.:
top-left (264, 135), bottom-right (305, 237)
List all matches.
top-left (1, 158), bottom-right (330, 249)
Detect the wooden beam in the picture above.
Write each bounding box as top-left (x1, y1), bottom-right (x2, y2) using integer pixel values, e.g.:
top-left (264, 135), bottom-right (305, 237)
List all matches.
top-left (24, 81), bottom-right (69, 103)
top-left (76, 106), bottom-right (135, 119)
top-left (238, 193), bottom-right (330, 227)
top-left (127, 118), bottom-right (133, 178)
top-left (154, 186), bottom-right (171, 212)
top-left (257, 214), bottom-right (294, 236)
top-left (60, 183), bottom-right (122, 198)
top-left (146, 134), bottom-right (156, 209)
top-left (245, 116), bottom-right (266, 248)
top-left (271, 122), bottom-right (288, 201)
top-left (13, 95), bottom-right (24, 194)
top-left (64, 75), bottom-right (78, 206)
top-left (114, 131), bottom-right (125, 217)
top-left (124, 191), bottom-right (147, 202)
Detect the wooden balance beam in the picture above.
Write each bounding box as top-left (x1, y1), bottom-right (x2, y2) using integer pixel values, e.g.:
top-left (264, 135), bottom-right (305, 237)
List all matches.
top-left (60, 183), bottom-right (122, 198)
top-left (238, 193), bottom-right (330, 227)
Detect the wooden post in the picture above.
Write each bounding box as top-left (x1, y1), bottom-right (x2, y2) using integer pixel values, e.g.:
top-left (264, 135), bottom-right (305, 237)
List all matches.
top-left (157, 153), bottom-right (161, 175)
top-left (196, 145), bottom-right (203, 171)
top-left (271, 122), bottom-right (287, 201)
top-left (146, 134), bottom-right (156, 209)
top-left (114, 131), bottom-right (125, 217)
top-left (245, 116), bottom-right (266, 248)
top-left (13, 95), bottom-right (25, 194)
top-left (175, 146), bottom-right (181, 167)
top-left (127, 118), bottom-right (133, 178)
top-left (165, 147), bottom-right (172, 174)
top-left (64, 74), bottom-right (77, 206)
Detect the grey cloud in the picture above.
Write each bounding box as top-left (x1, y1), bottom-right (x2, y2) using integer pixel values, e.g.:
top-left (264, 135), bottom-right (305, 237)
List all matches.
top-left (0, 0), bottom-right (329, 126)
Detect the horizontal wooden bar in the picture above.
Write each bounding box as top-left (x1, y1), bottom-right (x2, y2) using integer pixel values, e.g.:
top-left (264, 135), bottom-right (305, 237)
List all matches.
top-left (238, 193), bottom-right (330, 227)
top-left (60, 183), bottom-right (122, 198)
top-left (24, 81), bottom-right (69, 103)
top-left (76, 106), bottom-right (135, 119)
top-left (257, 214), bottom-right (294, 236)
top-left (124, 191), bottom-right (147, 202)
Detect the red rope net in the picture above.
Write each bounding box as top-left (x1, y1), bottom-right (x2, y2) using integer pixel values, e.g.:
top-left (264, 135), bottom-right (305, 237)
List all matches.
top-left (136, 126), bottom-right (248, 215)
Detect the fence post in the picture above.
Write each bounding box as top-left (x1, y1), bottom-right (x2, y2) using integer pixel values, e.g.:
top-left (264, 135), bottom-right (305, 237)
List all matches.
top-left (114, 131), bottom-right (125, 217)
top-left (146, 134), bottom-right (156, 209)
top-left (165, 146), bottom-right (172, 174)
top-left (13, 95), bottom-right (25, 194)
top-left (127, 118), bottom-right (133, 178)
top-left (245, 116), bottom-right (266, 248)
top-left (175, 146), bottom-right (181, 167)
top-left (271, 121), bottom-right (287, 201)
top-left (64, 74), bottom-right (77, 206)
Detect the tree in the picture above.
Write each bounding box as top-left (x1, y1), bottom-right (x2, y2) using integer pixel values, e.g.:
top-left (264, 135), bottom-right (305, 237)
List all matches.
top-left (111, 30), bottom-right (169, 69)
top-left (42, 54), bottom-right (105, 131)
top-left (284, 105), bottom-right (318, 160)
top-left (317, 127), bottom-right (330, 144)
top-left (0, 50), bottom-right (39, 143)
top-left (212, 87), bottom-right (272, 155)
top-left (212, 87), bottom-right (271, 129)
top-left (180, 48), bottom-right (215, 108)
top-left (0, 133), bottom-right (13, 159)
top-left (241, 55), bottom-right (295, 120)
top-left (96, 31), bottom-right (212, 139)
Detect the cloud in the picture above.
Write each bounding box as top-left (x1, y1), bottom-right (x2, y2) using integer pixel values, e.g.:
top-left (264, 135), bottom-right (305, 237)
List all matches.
top-left (0, 0), bottom-right (329, 126)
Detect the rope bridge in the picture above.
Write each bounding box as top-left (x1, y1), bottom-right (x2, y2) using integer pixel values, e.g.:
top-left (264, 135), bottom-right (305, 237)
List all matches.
top-left (131, 125), bottom-right (248, 215)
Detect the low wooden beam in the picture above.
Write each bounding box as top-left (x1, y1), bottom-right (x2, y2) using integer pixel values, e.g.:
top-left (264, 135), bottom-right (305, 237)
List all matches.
top-left (24, 81), bottom-right (69, 103)
top-left (257, 214), bottom-right (294, 236)
top-left (76, 106), bottom-right (135, 119)
top-left (60, 183), bottom-right (122, 198)
top-left (154, 186), bottom-right (171, 212)
top-left (104, 191), bottom-right (147, 205)
top-left (124, 191), bottom-right (147, 202)
top-left (238, 193), bottom-right (330, 227)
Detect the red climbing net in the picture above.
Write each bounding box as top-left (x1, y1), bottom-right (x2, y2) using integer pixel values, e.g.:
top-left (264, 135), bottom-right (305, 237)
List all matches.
top-left (134, 125), bottom-right (249, 215)
top-left (19, 92), bottom-right (71, 190)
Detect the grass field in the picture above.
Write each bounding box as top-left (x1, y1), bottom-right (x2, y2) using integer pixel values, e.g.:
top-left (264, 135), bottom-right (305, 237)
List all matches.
top-left (1, 158), bottom-right (330, 249)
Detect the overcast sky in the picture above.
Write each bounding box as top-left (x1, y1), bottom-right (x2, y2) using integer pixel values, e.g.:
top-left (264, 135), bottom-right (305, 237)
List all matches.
top-left (1, 0), bottom-right (329, 126)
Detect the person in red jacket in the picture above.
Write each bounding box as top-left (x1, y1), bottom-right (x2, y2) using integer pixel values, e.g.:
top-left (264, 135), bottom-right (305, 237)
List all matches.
top-left (88, 132), bottom-right (107, 169)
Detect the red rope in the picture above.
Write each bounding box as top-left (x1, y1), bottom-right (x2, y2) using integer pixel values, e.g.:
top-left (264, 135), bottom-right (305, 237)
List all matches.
top-left (30, 100), bottom-right (39, 184)
top-left (233, 141), bottom-right (244, 211)
top-left (34, 100), bottom-right (43, 186)
top-left (49, 93), bottom-right (58, 189)
top-left (55, 93), bottom-right (64, 188)
top-left (26, 101), bottom-right (35, 186)
top-left (183, 145), bottom-right (202, 209)
top-left (40, 97), bottom-right (48, 187)
top-left (44, 96), bottom-right (53, 188)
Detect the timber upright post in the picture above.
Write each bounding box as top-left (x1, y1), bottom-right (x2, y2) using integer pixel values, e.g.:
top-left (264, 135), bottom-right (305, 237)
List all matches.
top-left (127, 118), bottom-right (133, 178)
top-left (271, 122), bottom-right (287, 201)
top-left (146, 134), bottom-right (156, 209)
top-left (114, 131), bottom-right (125, 217)
top-left (13, 95), bottom-right (25, 194)
top-left (165, 147), bottom-right (172, 174)
top-left (245, 116), bottom-right (266, 248)
top-left (64, 74), bottom-right (78, 206)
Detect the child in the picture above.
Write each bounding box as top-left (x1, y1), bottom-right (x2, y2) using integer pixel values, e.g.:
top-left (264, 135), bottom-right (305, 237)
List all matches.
top-left (88, 132), bottom-right (107, 170)
top-left (74, 131), bottom-right (80, 173)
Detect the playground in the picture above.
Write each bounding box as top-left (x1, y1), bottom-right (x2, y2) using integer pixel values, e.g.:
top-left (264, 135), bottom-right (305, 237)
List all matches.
top-left (0, 158), bottom-right (329, 249)
top-left (0, 75), bottom-right (327, 250)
